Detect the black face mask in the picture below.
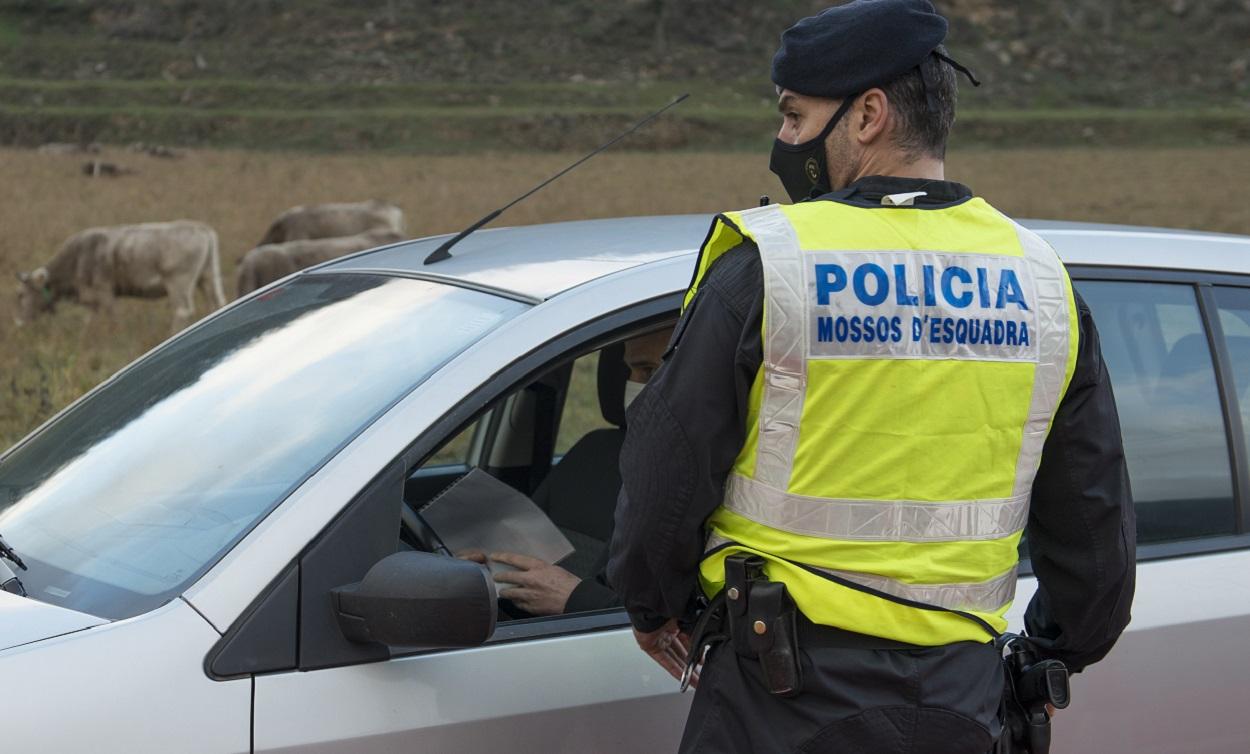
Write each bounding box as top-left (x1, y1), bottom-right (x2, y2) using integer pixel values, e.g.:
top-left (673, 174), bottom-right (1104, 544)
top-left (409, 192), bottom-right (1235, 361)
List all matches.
top-left (769, 95), bottom-right (858, 203)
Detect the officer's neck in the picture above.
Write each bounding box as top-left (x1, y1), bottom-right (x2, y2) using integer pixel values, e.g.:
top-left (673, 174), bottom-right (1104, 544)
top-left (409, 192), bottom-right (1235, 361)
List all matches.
top-left (847, 151), bottom-right (945, 184)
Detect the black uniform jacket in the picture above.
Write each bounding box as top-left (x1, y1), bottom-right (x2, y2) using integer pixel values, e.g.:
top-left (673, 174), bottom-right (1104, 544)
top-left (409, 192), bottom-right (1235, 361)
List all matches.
top-left (607, 176), bottom-right (1137, 673)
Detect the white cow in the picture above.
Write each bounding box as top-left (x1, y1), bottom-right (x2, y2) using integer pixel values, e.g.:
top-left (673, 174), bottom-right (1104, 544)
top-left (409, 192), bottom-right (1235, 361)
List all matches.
top-left (15, 220), bottom-right (227, 332)
top-left (235, 229), bottom-right (405, 297)
top-left (255, 200), bottom-right (405, 251)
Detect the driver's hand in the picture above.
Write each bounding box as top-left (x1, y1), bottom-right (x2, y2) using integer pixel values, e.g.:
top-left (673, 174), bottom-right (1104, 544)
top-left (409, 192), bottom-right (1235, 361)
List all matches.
top-left (457, 548), bottom-right (488, 564)
top-left (488, 551), bottom-right (581, 616)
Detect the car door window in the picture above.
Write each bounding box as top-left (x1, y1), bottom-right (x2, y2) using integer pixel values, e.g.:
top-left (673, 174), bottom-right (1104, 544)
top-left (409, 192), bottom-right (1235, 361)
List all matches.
top-left (401, 324), bottom-right (673, 624)
top-left (406, 345), bottom-right (625, 621)
top-left (1212, 287), bottom-right (1250, 463)
top-left (1077, 280), bottom-right (1236, 543)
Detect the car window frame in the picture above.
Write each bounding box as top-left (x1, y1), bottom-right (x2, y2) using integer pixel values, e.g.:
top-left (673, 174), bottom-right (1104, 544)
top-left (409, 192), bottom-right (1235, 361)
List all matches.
top-left (1066, 264), bottom-right (1250, 564)
top-left (207, 293), bottom-right (683, 676)
top-left (428, 299), bottom-right (682, 648)
top-left (301, 293), bottom-right (683, 662)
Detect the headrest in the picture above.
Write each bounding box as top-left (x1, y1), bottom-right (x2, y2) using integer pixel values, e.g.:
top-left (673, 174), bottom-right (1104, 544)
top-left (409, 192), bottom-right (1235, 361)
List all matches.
top-left (597, 342), bottom-right (630, 427)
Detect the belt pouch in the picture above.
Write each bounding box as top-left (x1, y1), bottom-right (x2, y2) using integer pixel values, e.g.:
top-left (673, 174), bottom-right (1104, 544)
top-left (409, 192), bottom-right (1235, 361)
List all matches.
top-left (746, 581), bottom-right (802, 697)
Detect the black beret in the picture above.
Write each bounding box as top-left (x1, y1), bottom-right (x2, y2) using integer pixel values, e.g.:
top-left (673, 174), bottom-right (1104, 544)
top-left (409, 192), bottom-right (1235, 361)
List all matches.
top-left (772, 0), bottom-right (949, 99)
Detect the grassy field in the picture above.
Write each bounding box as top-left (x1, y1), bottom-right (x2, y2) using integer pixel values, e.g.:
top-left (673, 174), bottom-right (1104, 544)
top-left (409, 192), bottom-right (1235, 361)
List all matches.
top-left (3, 76), bottom-right (1248, 151)
top-left (2, 144), bottom-right (1250, 449)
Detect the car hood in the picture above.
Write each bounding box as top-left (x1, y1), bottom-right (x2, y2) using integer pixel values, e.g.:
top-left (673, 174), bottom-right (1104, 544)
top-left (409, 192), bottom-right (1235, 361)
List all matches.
top-left (0, 591), bottom-right (107, 652)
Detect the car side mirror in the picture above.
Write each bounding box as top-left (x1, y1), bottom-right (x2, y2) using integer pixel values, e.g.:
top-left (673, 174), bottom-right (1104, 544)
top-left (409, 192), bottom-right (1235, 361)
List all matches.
top-left (332, 551), bottom-right (497, 649)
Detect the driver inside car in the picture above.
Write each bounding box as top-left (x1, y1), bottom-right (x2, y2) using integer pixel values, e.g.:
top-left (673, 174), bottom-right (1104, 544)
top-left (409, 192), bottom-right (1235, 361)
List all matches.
top-left (461, 327), bottom-right (673, 616)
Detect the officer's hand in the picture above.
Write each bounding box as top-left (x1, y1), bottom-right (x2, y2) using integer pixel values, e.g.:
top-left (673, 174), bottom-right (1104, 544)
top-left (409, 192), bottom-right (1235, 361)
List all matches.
top-left (457, 548), bottom-right (487, 563)
top-left (489, 551), bottom-right (581, 616)
top-left (632, 619), bottom-right (691, 682)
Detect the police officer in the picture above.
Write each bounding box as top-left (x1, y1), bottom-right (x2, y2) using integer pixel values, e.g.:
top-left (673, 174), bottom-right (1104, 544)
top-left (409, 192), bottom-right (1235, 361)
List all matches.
top-left (607, 2), bottom-right (1136, 751)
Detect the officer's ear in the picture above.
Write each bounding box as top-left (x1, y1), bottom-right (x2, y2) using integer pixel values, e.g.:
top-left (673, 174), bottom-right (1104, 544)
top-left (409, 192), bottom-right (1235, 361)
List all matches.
top-left (852, 88), bottom-right (890, 147)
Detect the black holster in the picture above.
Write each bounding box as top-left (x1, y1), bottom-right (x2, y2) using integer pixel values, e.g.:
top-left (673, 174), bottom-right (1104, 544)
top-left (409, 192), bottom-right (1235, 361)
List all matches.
top-left (994, 635), bottom-right (1070, 754)
top-left (723, 554), bottom-right (803, 697)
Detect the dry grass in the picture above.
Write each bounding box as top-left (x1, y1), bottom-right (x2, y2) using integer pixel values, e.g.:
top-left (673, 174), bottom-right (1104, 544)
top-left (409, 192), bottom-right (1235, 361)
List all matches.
top-left (2, 145), bottom-right (1249, 449)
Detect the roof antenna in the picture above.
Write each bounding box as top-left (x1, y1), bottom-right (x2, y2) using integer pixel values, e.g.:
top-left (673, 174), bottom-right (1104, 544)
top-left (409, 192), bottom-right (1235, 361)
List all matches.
top-left (424, 93), bottom-right (690, 265)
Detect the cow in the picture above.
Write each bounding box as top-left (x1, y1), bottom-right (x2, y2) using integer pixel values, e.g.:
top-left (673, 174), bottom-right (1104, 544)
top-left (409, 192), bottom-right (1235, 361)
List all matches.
top-left (36, 142), bottom-right (101, 155)
top-left (235, 228), bottom-right (405, 298)
top-left (254, 200), bottom-right (405, 252)
top-left (82, 160), bottom-right (135, 178)
top-left (15, 220), bottom-right (227, 332)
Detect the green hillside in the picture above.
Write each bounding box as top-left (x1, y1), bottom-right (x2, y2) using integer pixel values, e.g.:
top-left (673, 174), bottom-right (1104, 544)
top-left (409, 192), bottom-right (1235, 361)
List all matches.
top-left (1, 0), bottom-right (1247, 151)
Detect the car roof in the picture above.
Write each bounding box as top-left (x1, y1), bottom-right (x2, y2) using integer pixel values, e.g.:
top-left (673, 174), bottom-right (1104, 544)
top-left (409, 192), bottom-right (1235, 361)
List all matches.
top-left (325, 214), bottom-right (708, 301)
top-left (322, 213), bottom-right (1250, 301)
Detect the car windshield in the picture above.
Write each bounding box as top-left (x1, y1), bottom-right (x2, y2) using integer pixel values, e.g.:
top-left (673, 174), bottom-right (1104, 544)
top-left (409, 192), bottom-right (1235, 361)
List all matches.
top-left (0, 273), bottom-right (525, 620)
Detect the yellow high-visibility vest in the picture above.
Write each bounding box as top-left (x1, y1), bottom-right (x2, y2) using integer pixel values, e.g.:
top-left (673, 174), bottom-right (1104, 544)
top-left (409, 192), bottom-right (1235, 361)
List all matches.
top-left (690, 196), bottom-right (1079, 645)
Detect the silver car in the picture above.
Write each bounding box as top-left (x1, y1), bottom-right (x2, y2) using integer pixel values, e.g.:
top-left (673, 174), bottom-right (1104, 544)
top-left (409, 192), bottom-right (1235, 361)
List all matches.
top-left (1, 215), bottom-right (1248, 753)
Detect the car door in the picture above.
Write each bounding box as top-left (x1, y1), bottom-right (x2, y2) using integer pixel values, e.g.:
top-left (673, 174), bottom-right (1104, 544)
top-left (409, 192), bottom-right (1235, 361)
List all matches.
top-left (1039, 271), bottom-right (1250, 753)
top-left (247, 297), bottom-right (693, 754)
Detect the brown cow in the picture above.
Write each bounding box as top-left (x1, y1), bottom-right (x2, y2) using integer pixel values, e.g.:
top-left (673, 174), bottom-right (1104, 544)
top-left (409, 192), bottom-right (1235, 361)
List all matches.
top-left (254, 200), bottom-right (405, 251)
top-left (235, 228), bottom-right (405, 298)
top-left (15, 220), bottom-right (227, 332)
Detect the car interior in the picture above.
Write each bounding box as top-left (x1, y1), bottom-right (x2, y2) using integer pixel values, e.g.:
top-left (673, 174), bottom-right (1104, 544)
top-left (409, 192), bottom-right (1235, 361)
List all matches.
top-left (397, 321), bottom-right (675, 622)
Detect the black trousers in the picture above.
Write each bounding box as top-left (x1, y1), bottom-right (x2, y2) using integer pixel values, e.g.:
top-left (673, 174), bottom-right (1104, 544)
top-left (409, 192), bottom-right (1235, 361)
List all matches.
top-left (678, 621), bottom-right (1004, 754)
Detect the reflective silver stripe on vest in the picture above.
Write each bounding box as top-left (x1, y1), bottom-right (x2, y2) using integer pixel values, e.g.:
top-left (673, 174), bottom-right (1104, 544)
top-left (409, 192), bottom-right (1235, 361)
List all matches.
top-left (705, 535), bottom-right (1018, 613)
top-left (817, 563), bottom-right (1018, 613)
top-left (723, 473), bottom-right (1028, 542)
top-left (1009, 222), bottom-right (1074, 497)
top-left (738, 205), bottom-right (808, 490)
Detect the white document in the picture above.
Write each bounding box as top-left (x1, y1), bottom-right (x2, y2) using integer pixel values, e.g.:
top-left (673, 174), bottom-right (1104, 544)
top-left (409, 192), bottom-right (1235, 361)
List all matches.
top-left (419, 468), bottom-right (574, 573)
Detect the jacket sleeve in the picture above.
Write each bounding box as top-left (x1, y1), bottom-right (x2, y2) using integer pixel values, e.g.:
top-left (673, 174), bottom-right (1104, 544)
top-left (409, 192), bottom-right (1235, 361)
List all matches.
top-left (563, 576), bottom-right (622, 613)
top-left (607, 244), bottom-right (763, 632)
top-left (1024, 290), bottom-right (1137, 673)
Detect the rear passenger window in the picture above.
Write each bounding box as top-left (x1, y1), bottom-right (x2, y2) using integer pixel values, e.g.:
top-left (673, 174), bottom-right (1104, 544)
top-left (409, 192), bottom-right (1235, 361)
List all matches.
top-left (1077, 281), bottom-right (1236, 543)
top-left (1213, 287), bottom-right (1250, 461)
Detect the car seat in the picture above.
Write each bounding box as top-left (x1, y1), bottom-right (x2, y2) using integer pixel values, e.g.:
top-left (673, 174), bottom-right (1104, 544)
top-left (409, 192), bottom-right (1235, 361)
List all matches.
top-left (531, 342), bottom-right (630, 580)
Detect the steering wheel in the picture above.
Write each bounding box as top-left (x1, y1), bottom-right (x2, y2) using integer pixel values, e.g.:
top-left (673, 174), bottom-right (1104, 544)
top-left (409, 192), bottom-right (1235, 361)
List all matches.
top-left (399, 504), bottom-right (452, 556)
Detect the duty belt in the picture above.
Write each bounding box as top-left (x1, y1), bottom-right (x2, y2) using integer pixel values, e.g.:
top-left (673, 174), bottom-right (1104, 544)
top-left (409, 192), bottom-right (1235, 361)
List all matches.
top-left (682, 554), bottom-right (802, 697)
top-left (683, 549), bottom-right (1070, 754)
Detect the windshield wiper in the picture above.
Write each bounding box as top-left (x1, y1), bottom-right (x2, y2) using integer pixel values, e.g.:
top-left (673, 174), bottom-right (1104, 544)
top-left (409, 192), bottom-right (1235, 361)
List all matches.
top-left (0, 534), bottom-right (28, 596)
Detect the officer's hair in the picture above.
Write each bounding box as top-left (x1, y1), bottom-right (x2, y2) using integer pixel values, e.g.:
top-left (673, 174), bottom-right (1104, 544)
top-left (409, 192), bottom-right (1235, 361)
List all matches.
top-left (879, 45), bottom-right (958, 161)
